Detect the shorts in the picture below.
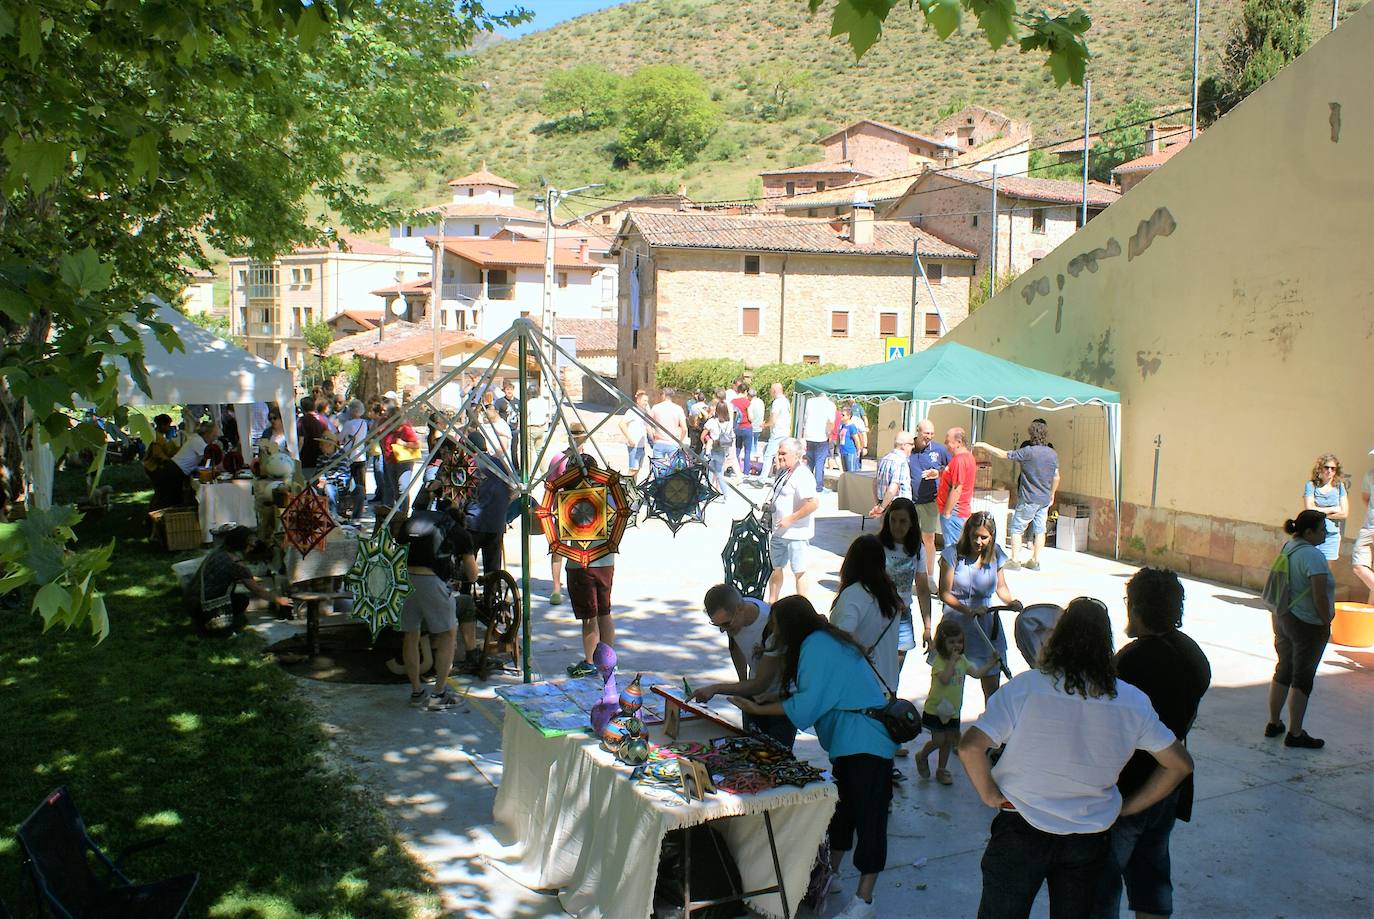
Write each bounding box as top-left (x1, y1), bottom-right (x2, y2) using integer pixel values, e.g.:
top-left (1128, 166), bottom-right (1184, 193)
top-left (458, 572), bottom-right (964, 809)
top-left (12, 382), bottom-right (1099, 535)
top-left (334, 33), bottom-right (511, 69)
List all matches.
top-left (455, 593), bottom-right (477, 624)
top-left (401, 574), bottom-right (457, 633)
top-left (915, 501), bottom-right (939, 539)
top-left (897, 610), bottom-right (916, 652)
top-left (1094, 788), bottom-right (1181, 918)
top-left (627, 444), bottom-right (645, 470)
top-left (941, 513), bottom-right (968, 552)
top-left (1352, 526), bottom-right (1373, 568)
top-left (769, 535), bottom-right (809, 573)
top-left (568, 565), bottom-right (614, 620)
top-left (1009, 501), bottom-right (1050, 537)
top-left (922, 711), bottom-right (960, 733)
top-left (1271, 610), bottom-right (1329, 695)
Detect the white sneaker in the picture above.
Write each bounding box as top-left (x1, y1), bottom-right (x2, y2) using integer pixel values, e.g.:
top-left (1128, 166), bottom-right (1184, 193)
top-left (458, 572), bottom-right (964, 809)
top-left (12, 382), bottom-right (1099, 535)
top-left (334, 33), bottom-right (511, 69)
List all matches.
top-left (833, 895), bottom-right (875, 919)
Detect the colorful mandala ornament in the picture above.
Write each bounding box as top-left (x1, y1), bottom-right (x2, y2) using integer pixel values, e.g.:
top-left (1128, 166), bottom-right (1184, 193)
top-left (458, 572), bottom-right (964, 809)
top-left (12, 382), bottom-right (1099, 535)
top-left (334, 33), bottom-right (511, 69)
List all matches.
top-left (534, 457), bottom-right (629, 566)
top-left (642, 454), bottom-right (720, 535)
top-left (437, 446), bottom-right (480, 505)
top-left (618, 474), bottom-right (644, 529)
top-left (344, 528), bottom-right (412, 640)
top-left (281, 488), bottom-right (336, 556)
top-left (721, 510), bottom-right (773, 600)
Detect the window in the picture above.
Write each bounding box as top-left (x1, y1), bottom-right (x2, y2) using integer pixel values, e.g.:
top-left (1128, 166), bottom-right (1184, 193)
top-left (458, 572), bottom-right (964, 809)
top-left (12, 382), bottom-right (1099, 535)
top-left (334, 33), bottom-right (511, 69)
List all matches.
top-left (247, 263), bottom-right (278, 299)
top-left (301, 267), bottom-right (313, 288)
top-left (878, 312), bottom-right (898, 337)
top-left (472, 223), bottom-right (481, 236)
top-left (1031, 209), bottom-right (1046, 234)
top-left (558, 271), bottom-right (569, 288)
top-left (925, 312), bottom-right (943, 336)
top-left (802, 354), bottom-right (820, 365)
top-left (815, 181), bottom-right (825, 191)
top-left (830, 310), bottom-right (849, 337)
top-left (601, 214), bottom-right (611, 225)
top-left (807, 208), bottom-right (817, 218)
top-left (467, 187), bottom-right (474, 197)
top-left (968, 137), bottom-right (975, 146)
top-left (785, 181), bottom-right (796, 197)
top-left (743, 255), bottom-right (760, 275)
top-left (1031, 257), bottom-right (1042, 266)
top-left (290, 268), bottom-right (301, 287)
top-left (971, 214), bottom-right (979, 227)
top-left (926, 263), bottom-right (943, 285)
top-left (741, 305), bottom-right (761, 336)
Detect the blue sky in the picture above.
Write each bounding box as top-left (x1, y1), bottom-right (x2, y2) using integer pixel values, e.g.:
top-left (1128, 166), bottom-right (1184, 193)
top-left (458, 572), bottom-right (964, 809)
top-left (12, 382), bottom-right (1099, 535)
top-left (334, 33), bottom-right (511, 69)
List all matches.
top-left (496, 0), bottom-right (630, 37)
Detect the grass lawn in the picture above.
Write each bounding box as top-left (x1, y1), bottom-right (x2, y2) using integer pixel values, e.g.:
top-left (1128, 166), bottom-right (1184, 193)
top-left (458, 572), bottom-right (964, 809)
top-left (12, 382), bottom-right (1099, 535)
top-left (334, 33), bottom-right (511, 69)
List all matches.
top-left (0, 463), bottom-right (441, 917)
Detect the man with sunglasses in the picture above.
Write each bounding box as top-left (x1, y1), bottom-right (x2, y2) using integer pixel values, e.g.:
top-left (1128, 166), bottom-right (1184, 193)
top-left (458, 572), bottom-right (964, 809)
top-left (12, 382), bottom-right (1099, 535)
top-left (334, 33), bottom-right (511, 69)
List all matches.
top-left (689, 584), bottom-right (793, 749)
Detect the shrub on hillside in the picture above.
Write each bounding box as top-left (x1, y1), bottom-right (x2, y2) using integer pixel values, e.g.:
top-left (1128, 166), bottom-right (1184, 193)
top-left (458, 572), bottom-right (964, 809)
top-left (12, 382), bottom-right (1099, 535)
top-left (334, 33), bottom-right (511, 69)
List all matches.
top-left (615, 65), bottom-right (719, 169)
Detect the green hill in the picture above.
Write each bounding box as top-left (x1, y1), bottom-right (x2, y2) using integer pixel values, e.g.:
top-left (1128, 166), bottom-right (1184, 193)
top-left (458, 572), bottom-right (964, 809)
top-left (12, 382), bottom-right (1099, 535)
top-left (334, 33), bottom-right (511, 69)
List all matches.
top-left (375, 0), bottom-right (1347, 215)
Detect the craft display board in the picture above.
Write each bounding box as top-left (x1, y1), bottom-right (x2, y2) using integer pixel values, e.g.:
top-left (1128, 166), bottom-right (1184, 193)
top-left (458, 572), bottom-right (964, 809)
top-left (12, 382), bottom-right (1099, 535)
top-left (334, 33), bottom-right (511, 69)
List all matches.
top-left (495, 674), bottom-right (674, 737)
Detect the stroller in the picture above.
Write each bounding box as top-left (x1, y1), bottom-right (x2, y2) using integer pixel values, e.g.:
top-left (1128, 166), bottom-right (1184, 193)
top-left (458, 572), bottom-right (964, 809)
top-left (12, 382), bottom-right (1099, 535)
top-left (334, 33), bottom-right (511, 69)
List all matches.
top-left (959, 603), bottom-right (1064, 676)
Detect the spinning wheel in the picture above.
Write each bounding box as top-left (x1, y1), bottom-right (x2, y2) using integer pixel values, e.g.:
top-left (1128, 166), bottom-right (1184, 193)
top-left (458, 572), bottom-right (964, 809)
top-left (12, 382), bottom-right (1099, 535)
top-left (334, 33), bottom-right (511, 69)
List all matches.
top-left (475, 569), bottom-right (523, 679)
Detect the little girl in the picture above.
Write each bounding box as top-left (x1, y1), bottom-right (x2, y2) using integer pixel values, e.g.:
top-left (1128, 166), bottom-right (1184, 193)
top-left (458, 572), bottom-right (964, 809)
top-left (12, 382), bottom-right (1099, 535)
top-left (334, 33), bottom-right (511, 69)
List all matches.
top-left (913, 619), bottom-right (1000, 785)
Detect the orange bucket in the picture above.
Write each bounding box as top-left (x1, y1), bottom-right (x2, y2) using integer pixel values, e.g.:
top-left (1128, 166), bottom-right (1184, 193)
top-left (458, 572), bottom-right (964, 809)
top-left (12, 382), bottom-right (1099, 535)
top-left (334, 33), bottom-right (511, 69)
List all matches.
top-left (1331, 602), bottom-right (1374, 648)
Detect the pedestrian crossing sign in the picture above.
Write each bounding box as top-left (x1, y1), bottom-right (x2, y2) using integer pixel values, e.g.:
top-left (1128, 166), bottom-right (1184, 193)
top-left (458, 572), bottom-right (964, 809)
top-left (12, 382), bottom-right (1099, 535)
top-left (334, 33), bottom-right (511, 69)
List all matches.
top-left (885, 337), bottom-right (908, 361)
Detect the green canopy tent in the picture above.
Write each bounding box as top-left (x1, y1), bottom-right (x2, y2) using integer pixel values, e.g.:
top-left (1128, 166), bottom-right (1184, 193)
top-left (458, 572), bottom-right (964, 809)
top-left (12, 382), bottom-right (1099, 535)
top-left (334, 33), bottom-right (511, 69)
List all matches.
top-left (794, 342), bottom-right (1123, 558)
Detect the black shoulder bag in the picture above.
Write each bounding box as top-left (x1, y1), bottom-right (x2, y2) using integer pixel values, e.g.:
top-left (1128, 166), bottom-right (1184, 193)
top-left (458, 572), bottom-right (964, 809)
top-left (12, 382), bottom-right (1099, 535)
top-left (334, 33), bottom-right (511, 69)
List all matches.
top-left (848, 614), bottom-right (923, 744)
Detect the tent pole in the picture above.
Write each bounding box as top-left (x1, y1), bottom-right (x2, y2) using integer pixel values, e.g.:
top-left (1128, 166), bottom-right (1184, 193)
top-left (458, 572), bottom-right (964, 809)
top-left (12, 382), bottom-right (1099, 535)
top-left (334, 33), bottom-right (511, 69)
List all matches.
top-left (518, 330), bottom-right (533, 682)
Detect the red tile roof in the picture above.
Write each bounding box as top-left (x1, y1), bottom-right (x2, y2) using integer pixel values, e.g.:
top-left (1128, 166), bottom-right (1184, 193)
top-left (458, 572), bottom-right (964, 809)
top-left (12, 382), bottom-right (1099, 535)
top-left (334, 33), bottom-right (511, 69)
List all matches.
top-left (621, 212), bottom-right (975, 259)
top-left (368, 278), bottom-right (432, 298)
top-left (935, 168), bottom-right (1120, 207)
top-left (759, 160), bottom-right (874, 177)
top-left (818, 119), bottom-right (958, 151)
top-left (329, 310), bottom-right (384, 331)
top-left (554, 318), bottom-right (617, 353)
top-left (1113, 144), bottom-right (1187, 174)
top-left (447, 163), bottom-right (518, 189)
top-left (428, 237), bottom-right (600, 270)
top-left (291, 235), bottom-right (414, 257)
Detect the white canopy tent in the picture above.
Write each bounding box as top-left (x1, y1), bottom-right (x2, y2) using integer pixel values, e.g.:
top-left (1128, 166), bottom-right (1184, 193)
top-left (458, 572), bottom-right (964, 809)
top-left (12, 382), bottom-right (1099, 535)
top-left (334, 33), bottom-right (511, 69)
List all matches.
top-left (29, 297), bottom-right (298, 509)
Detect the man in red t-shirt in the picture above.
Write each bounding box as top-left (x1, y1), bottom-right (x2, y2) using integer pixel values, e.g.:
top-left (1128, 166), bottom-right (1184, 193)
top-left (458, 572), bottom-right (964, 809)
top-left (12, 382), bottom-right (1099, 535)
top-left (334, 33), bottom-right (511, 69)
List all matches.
top-left (937, 426), bottom-right (977, 550)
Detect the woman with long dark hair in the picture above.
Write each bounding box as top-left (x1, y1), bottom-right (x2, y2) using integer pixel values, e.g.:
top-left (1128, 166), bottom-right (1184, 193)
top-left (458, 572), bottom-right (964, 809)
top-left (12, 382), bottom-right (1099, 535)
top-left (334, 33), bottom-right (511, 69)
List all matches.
top-left (1266, 509), bottom-right (1335, 749)
top-left (878, 497), bottom-right (934, 658)
top-left (732, 596), bottom-right (897, 919)
top-left (938, 510), bottom-right (1021, 701)
top-left (831, 534), bottom-right (905, 696)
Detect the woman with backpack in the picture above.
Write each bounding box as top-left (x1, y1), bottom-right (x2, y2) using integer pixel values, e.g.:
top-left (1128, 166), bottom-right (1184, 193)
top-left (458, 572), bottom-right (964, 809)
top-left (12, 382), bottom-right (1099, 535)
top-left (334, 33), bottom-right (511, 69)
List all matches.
top-left (1265, 509), bottom-right (1335, 749)
top-left (701, 401), bottom-right (734, 496)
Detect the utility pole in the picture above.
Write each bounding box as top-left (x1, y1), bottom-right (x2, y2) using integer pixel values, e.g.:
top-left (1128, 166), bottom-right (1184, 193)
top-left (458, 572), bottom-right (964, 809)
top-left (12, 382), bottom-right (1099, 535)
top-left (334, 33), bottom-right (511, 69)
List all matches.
top-left (539, 181), bottom-right (603, 390)
top-left (431, 201), bottom-right (446, 389)
top-left (1332, 0), bottom-right (1339, 30)
top-left (988, 165), bottom-right (998, 295)
top-left (1081, 78), bottom-right (1091, 228)
top-left (909, 231), bottom-right (946, 339)
top-left (1190, 0), bottom-right (1201, 139)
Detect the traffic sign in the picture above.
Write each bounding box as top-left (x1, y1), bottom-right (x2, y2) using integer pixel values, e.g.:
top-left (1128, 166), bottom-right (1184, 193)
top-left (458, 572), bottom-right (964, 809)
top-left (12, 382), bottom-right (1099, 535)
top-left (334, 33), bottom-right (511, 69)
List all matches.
top-left (885, 336), bottom-right (908, 361)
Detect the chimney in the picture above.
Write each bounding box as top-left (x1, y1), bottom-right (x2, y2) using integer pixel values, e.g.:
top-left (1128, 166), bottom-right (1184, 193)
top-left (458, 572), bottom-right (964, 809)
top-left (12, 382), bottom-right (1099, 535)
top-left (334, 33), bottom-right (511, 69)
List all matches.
top-left (849, 189), bottom-right (875, 246)
top-left (578, 238), bottom-right (590, 264)
top-left (1144, 123), bottom-right (1159, 156)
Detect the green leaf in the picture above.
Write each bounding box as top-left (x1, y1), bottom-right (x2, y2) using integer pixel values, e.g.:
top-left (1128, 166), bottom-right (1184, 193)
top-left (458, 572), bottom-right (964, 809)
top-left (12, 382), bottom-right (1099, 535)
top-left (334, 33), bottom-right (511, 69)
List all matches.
top-left (33, 581), bottom-right (71, 629)
top-left (0, 567), bottom-right (33, 595)
top-left (0, 6), bottom-right (15, 38)
top-left (917, 0), bottom-right (961, 39)
top-left (2, 134), bottom-right (68, 192)
top-left (832, 0), bottom-right (885, 57)
top-left (168, 124), bottom-right (195, 143)
top-left (58, 248), bottom-right (114, 293)
top-left (126, 410), bottom-right (154, 445)
top-left (17, 8), bottom-right (42, 63)
top-left (0, 283), bottom-right (33, 322)
top-left (966, 0), bottom-right (1016, 47)
top-left (88, 593), bottom-right (109, 643)
top-left (71, 420), bottom-right (108, 453)
top-left (128, 131), bottom-right (161, 183)
top-left (296, 5), bottom-right (330, 49)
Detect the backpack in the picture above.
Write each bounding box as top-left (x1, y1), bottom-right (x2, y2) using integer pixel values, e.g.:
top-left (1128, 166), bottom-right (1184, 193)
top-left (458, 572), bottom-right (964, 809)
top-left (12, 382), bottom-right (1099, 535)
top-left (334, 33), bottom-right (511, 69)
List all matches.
top-left (1262, 541), bottom-right (1307, 617)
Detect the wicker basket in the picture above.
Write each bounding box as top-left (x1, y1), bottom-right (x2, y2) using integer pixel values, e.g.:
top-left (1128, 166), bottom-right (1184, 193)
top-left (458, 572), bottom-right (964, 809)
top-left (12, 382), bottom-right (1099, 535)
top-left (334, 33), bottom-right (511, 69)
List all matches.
top-left (975, 462), bottom-right (993, 490)
top-left (149, 507), bottom-right (202, 551)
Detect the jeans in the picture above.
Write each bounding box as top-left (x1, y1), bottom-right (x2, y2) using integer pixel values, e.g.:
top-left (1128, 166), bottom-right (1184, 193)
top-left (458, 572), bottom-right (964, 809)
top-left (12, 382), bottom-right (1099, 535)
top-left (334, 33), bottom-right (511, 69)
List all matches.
top-left (977, 810), bottom-right (1110, 919)
top-left (349, 461), bottom-right (367, 519)
top-left (941, 513), bottom-right (968, 551)
top-left (840, 450), bottom-right (860, 472)
top-left (651, 441), bottom-right (676, 463)
top-left (829, 753), bottom-right (893, 875)
top-left (805, 440), bottom-right (829, 491)
top-left (736, 428), bottom-right (756, 475)
top-left (1092, 788), bottom-right (1181, 918)
top-left (744, 712), bottom-right (797, 751)
top-left (760, 435), bottom-right (785, 480)
top-left (321, 481), bottom-right (339, 516)
top-left (371, 454), bottom-right (385, 500)
top-left (708, 451), bottom-right (726, 494)
top-left (627, 444), bottom-right (645, 471)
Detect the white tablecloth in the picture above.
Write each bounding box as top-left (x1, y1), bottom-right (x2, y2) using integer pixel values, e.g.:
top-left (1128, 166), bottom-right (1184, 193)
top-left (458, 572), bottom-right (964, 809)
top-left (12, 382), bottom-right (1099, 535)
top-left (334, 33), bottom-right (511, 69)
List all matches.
top-left (193, 479), bottom-right (257, 543)
top-left (491, 711), bottom-right (837, 919)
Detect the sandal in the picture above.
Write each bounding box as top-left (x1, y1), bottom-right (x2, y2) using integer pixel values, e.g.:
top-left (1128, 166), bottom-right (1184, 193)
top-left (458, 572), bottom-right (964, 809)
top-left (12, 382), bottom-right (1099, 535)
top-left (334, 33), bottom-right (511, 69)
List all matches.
top-left (936, 768), bottom-right (954, 786)
top-left (915, 756), bottom-right (931, 780)
top-left (1264, 721), bottom-right (1285, 738)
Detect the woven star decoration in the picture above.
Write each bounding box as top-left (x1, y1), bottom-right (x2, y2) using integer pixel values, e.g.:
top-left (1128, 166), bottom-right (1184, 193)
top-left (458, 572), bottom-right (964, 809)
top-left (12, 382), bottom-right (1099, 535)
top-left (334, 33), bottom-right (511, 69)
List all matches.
top-left (642, 454), bottom-right (720, 535)
top-left (618, 473), bottom-right (644, 530)
top-left (280, 488), bottom-right (335, 556)
top-left (437, 446), bottom-right (480, 505)
top-left (344, 528), bottom-right (412, 640)
top-left (534, 458), bottom-right (630, 566)
top-left (722, 511), bottom-right (773, 600)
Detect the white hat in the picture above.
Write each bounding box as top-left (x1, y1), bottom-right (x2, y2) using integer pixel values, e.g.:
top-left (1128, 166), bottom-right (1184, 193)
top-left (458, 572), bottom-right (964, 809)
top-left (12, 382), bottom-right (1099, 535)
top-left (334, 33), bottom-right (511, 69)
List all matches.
top-left (383, 390), bottom-right (398, 402)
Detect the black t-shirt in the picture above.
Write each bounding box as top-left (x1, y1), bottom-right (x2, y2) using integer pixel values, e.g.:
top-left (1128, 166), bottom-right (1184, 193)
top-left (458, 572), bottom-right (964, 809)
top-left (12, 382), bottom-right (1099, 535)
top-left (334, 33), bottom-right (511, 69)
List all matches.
top-left (298, 412), bottom-right (328, 467)
top-left (1116, 629), bottom-right (1212, 821)
top-left (402, 509), bottom-right (475, 582)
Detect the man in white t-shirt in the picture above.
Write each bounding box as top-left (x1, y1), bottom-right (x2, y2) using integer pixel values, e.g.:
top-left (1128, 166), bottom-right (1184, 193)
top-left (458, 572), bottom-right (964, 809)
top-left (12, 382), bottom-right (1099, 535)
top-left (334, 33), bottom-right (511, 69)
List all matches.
top-left (800, 393), bottom-right (836, 492)
top-left (756, 383), bottom-right (790, 486)
top-left (959, 598), bottom-right (1194, 919)
top-left (648, 388), bottom-right (688, 462)
top-left (691, 585), bottom-right (793, 748)
top-left (525, 385), bottom-right (551, 455)
top-left (618, 389), bottom-right (650, 476)
top-left (766, 437), bottom-right (819, 603)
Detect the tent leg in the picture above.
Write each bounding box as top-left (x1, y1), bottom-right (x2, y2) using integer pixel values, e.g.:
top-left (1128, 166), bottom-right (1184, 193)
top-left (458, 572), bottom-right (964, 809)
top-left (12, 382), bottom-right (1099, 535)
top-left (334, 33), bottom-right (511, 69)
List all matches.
top-left (518, 333), bottom-right (533, 683)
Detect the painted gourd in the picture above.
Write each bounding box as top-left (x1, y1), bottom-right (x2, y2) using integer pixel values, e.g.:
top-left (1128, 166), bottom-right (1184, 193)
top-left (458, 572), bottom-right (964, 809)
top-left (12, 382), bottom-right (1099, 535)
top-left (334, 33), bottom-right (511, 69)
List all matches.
top-left (619, 673), bottom-right (643, 716)
top-left (620, 736), bottom-right (651, 766)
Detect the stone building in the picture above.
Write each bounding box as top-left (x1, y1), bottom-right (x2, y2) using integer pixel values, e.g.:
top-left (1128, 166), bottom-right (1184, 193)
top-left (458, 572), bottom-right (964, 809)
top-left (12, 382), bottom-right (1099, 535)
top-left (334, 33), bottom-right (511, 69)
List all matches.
top-left (611, 210), bottom-right (975, 396)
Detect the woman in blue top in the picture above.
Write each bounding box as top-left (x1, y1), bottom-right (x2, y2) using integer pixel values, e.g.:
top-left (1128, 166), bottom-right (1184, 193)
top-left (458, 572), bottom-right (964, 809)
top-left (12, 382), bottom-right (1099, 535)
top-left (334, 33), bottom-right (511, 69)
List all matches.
top-left (1303, 453), bottom-right (1349, 568)
top-left (732, 595), bottom-right (896, 919)
top-left (938, 510), bottom-right (1022, 702)
top-left (1266, 509), bottom-right (1336, 750)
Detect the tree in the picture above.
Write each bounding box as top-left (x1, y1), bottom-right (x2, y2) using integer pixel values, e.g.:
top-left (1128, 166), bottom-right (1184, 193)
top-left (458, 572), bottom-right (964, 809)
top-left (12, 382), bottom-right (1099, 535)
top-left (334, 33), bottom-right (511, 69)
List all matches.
top-left (1027, 148), bottom-right (1079, 181)
top-left (739, 64), bottom-right (813, 122)
top-left (807, 0), bottom-right (1093, 86)
top-left (0, 0), bottom-right (523, 637)
top-left (1198, 0), bottom-right (1311, 125)
top-left (539, 64), bottom-right (621, 130)
top-left (937, 96), bottom-right (971, 119)
top-left (1087, 98), bottom-right (1154, 183)
top-left (301, 319), bottom-right (344, 391)
top-left (615, 66), bottom-right (719, 170)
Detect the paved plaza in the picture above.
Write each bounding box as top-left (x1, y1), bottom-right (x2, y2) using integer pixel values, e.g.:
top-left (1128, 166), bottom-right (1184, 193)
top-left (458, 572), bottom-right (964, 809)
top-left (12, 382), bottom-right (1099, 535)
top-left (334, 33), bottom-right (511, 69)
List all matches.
top-left (258, 431), bottom-right (1373, 919)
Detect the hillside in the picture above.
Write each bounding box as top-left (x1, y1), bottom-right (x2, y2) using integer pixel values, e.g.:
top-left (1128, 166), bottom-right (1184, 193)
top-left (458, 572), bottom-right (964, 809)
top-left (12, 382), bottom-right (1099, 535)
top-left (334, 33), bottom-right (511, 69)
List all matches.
top-left (377, 0), bottom-right (1260, 215)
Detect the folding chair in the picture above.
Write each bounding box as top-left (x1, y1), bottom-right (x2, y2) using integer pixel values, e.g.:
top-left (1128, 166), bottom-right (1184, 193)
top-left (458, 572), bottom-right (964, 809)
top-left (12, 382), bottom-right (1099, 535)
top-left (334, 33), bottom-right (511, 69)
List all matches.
top-left (17, 787), bottom-right (198, 918)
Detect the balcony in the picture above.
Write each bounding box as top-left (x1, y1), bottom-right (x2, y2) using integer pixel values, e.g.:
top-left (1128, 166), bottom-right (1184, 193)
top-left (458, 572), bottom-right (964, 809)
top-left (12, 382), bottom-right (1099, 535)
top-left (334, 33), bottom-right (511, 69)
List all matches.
top-left (442, 282), bottom-right (516, 302)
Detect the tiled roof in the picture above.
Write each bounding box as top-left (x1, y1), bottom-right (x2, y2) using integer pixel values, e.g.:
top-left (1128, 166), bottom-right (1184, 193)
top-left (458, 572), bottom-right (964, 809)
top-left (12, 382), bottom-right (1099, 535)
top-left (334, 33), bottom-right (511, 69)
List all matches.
top-left (329, 320), bottom-right (476, 363)
top-left (1046, 134), bottom-right (1103, 155)
top-left (771, 170), bottom-right (927, 210)
top-left (934, 168), bottom-right (1120, 207)
top-left (447, 163), bottom-right (518, 189)
top-left (554, 318), bottom-right (617, 353)
top-left (368, 278), bottom-right (432, 297)
top-left (329, 321), bottom-right (420, 356)
top-left (759, 160), bottom-right (874, 177)
top-left (428, 237), bottom-right (601, 271)
top-left (419, 201), bottom-right (545, 222)
top-left (328, 310), bottom-right (384, 331)
top-left (186, 268), bottom-right (216, 281)
top-left (621, 212), bottom-right (975, 259)
top-left (951, 134), bottom-right (1031, 167)
top-left (501, 224), bottom-right (617, 250)
top-left (1113, 144), bottom-right (1187, 173)
top-left (292, 235), bottom-right (417, 257)
top-left (818, 119), bottom-right (958, 151)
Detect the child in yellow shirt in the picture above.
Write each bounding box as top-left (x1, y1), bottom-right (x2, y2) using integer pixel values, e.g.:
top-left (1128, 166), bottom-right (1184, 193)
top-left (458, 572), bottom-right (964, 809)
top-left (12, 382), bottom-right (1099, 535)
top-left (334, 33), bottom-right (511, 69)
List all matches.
top-left (914, 619), bottom-right (1000, 785)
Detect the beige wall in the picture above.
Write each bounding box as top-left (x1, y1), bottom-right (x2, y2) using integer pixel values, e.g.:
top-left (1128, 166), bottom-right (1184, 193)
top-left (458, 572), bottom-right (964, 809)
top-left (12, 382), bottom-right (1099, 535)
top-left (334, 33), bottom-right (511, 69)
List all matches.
top-left (822, 123), bottom-right (943, 175)
top-left (761, 172), bottom-right (861, 199)
top-left (615, 231), bottom-right (973, 392)
top-left (942, 9), bottom-right (1374, 595)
